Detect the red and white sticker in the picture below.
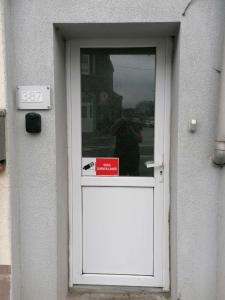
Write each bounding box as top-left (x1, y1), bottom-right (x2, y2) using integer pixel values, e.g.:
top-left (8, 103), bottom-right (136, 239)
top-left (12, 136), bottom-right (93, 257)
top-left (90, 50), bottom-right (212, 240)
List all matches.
top-left (96, 158), bottom-right (119, 176)
top-left (82, 157), bottom-right (119, 176)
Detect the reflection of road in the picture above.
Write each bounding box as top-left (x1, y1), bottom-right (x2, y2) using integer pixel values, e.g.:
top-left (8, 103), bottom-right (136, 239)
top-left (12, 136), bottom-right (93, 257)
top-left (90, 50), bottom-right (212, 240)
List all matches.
top-left (83, 127), bottom-right (154, 176)
top-left (140, 128), bottom-right (154, 176)
top-left (142, 127), bottom-right (154, 146)
top-left (140, 127), bottom-right (154, 156)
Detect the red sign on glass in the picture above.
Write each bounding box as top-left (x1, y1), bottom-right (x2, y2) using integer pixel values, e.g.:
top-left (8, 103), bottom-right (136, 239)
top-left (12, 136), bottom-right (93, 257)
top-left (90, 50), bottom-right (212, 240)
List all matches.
top-left (96, 158), bottom-right (119, 176)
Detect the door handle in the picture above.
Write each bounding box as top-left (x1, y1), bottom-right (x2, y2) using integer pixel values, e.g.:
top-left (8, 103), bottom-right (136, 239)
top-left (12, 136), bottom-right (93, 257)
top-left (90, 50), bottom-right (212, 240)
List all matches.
top-left (145, 161), bottom-right (164, 168)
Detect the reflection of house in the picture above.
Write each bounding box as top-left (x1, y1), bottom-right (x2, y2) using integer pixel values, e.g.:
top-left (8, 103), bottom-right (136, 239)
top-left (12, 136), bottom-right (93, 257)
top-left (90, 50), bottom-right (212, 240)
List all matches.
top-left (81, 92), bottom-right (95, 132)
top-left (81, 50), bottom-right (122, 133)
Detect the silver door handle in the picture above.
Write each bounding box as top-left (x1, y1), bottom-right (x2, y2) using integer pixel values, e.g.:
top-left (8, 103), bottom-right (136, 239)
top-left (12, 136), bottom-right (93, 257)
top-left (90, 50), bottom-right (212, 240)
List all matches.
top-left (145, 161), bottom-right (164, 168)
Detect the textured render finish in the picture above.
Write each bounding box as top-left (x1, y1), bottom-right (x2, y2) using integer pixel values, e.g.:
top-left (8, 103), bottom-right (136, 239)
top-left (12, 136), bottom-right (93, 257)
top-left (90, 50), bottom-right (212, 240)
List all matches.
top-left (4, 0), bottom-right (21, 299)
top-left (216, 34), bottom-right (225, 300)
top-left (217, 169), bottom-right (225, 300)
top-left (54, 30), bottom-right (68, 300)
top-left (5, 1), bottom-right (225, 300)
top-left (170, 33), bottom-right (180, 300)
top-left (177, 2), bottom-right (224, 300)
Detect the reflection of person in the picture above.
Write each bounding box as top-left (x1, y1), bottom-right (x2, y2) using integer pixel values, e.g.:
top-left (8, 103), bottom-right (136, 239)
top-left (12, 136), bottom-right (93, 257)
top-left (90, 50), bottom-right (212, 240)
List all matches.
top-left (96, 91), bottom-right (122, 134)
top-left (111, 110), bottom-right (142, 176)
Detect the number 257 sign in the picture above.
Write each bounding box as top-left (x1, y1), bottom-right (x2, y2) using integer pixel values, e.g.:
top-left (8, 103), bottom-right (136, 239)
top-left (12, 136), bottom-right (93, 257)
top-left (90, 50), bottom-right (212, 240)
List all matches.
top-left (16, 86), bottom-right (51, 110)
top-left (21, 91), bottom-right (43, 103)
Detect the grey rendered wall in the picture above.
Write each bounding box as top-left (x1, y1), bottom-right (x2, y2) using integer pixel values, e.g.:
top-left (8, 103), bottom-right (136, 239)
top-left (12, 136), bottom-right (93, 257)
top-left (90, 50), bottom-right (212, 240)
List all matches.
top-left (176, 2), bottom-right (224, 300)
top-left (3, 0), bottom-right (21, 299)
top-left (216, 32), bottom-right (225, 300)
top-left (170, 33), bottom-right (180, 300)
top-left (54, 30), bottom-right (68, 300)
top-left (5, 1), bottom-right (225, 300)
top-left (217, 170), bottom-right (225, 300)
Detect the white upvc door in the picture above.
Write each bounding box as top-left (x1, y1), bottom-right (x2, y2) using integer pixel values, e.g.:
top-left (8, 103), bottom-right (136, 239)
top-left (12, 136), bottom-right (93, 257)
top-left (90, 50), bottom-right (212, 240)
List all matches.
top-left (67, 38), bottom-right (171, 288)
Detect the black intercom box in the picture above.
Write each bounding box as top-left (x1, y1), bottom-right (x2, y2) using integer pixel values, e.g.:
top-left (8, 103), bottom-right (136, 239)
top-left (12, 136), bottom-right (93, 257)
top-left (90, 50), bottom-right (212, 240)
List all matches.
top-left (25, 112), bottom-right (41, 133)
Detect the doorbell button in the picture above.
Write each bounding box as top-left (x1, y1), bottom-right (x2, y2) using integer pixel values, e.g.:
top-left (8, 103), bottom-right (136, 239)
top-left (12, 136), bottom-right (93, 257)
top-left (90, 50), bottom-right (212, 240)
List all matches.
top-left (189, 119), bottom-right (197, 133)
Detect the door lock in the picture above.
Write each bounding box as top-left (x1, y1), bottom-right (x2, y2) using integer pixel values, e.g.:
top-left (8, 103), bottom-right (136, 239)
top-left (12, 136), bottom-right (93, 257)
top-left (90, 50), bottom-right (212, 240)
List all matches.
top-left (145, 160), bottom-right (164, 182)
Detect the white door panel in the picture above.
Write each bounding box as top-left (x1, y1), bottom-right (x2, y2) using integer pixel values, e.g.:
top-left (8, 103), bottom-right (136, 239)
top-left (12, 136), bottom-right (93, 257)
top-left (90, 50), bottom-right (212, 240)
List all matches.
top-left (83, 187), bottom-right (154, 275)
top-left (67, 38), bottom-right (171, 288)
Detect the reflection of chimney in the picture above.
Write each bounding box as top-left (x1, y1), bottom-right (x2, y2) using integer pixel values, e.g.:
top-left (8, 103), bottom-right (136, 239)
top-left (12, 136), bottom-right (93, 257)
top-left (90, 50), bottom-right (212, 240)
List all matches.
top-left (96, 54), bottom-right (114, 91)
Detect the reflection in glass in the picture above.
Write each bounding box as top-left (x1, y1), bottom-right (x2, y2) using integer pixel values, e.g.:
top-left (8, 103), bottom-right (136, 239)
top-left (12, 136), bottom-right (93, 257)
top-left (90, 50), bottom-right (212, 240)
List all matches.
top-left (81, 48), bottom-right (156, 177)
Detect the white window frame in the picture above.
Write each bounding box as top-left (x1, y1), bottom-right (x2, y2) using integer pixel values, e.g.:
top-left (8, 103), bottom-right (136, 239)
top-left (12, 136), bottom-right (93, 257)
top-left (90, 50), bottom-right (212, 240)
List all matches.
top-left (66, 38), bottom-right (172, 289)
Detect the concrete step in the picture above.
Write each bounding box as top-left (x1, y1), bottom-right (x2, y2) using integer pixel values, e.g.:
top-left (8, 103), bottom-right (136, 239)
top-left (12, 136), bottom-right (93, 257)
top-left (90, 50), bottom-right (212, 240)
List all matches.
top-left (67, 287), bottom-right (170, 300)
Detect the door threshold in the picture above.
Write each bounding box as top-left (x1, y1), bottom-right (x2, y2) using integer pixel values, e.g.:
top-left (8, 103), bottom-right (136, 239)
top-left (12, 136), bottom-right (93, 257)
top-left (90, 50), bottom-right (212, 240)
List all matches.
top-left (68, 285), bottom-right (170, 299)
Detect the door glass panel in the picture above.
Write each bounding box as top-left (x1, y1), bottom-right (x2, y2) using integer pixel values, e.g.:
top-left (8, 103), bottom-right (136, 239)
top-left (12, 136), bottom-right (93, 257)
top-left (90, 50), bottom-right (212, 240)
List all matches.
top-left (81, 48), bottom-right (156, 177)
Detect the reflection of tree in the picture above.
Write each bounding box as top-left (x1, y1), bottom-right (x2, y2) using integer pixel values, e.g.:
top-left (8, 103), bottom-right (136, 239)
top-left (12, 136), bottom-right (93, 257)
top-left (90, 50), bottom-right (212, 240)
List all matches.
top-left (135, 100), bottom-right (154, 117)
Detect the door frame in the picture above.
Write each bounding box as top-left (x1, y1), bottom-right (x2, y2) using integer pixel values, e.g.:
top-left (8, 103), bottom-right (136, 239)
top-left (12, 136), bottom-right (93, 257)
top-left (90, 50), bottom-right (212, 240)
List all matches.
top-left (66, 38), bottom-right (172, 289)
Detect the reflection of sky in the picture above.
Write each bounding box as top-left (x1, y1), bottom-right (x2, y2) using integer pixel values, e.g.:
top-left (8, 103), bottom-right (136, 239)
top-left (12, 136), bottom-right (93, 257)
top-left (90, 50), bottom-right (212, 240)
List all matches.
top-left (110, 54), bottom-right (155, 108)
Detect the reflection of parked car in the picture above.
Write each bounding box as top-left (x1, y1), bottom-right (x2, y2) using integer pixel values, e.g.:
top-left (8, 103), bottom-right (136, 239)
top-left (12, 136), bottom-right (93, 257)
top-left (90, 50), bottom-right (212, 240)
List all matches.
top-left (144, 119), bottom-right (154, 128)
